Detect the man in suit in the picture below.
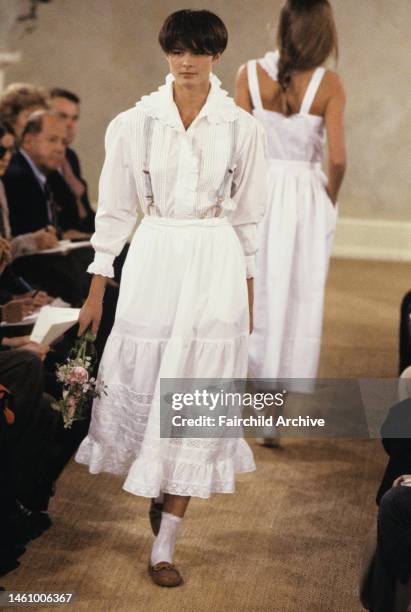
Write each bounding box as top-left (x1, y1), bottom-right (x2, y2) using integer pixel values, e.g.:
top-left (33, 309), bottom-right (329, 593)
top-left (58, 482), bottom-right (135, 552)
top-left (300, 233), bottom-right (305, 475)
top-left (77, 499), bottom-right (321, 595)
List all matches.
top-left (49, 88), bottom-right (95, 234)
top-left (3, 110), bottom-right (91, 305)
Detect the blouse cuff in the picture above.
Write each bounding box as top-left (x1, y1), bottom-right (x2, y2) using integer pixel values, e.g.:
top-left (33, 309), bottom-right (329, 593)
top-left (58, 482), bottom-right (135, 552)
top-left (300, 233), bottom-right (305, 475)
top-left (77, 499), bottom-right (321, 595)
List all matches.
top-left (87, 252), bottom-right (115, 278)
top-left (245, 255), bottom-right (255, 279)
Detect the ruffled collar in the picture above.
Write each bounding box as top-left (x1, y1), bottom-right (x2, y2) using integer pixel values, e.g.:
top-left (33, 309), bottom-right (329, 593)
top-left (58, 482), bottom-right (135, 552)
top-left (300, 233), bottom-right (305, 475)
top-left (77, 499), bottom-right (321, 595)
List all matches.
top-left (259, 50), bottom-right (280, 81)
top-left (136, 72), bottom-right (239, 129)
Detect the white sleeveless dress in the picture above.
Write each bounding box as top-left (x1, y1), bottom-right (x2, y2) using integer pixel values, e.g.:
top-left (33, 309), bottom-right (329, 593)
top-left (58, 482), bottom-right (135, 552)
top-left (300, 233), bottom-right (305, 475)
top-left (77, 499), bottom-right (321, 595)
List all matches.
top-left (248, 52), bottom-right (337, 380)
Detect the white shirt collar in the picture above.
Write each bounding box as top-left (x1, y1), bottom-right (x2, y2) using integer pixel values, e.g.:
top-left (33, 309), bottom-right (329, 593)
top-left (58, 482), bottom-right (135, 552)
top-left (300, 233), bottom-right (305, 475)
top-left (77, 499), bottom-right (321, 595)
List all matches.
top-left (137, 72), bottom-right (239, 129)
top-left (20, 148), bottom-right (47, 189)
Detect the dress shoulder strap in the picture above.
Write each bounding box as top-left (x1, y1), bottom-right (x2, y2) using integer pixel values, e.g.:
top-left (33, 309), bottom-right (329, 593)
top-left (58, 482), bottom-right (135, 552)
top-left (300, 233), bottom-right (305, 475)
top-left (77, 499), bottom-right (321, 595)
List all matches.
top-left (246, 60), bottom-right (263, 110)
top-left (300, 67), bottom-right (326, 114)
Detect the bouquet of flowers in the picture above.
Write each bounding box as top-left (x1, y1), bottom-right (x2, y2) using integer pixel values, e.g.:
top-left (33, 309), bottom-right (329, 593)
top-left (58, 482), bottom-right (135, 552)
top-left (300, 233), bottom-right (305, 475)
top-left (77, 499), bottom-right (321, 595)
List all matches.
top-left (53, 329), bottom-right (105, 429)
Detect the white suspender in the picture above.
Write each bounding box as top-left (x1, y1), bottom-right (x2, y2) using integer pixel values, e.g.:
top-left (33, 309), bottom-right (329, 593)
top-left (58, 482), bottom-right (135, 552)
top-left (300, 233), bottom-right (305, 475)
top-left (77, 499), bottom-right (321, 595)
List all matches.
top-left (142, 115), bottom-right (154, 208)
top-left (300, 67), bottom-right (326, 115)
top-left (216, 120), bottom-right (239, 205)
top-left (247, 60), bottom-right (263, 110)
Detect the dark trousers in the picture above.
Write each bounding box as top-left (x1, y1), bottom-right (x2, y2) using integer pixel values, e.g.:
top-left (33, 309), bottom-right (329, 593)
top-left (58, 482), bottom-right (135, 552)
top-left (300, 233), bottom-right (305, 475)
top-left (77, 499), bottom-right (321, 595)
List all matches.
top-left (0, 350), bottom-right (58, 508)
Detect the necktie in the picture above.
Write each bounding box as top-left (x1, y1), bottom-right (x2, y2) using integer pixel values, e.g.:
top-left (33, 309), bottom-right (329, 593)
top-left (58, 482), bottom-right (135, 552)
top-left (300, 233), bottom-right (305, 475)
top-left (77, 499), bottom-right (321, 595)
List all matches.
top-left (44, 180), bottom-right (62, 239)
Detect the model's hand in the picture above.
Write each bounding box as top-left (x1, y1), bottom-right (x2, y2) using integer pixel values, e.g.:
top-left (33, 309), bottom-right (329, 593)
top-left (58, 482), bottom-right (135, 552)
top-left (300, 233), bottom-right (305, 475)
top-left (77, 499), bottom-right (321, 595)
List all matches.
top-left (1, 298), bottom-right (35, 323)
top-left (78, 297), bottom-right (102, 337)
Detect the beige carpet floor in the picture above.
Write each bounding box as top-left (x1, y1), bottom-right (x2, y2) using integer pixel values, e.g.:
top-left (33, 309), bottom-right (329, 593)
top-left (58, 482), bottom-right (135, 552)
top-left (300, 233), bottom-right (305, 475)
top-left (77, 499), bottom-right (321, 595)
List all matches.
top-left (3, 258), bottom-right (410, 612)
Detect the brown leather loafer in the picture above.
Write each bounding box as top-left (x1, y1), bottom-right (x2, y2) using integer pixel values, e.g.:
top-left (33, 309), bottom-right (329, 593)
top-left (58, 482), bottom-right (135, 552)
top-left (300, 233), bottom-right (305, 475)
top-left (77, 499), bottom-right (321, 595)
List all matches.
top-left (148, 561), bottom-right (183, 587)
top-left (149, 499), bottom-right (163, 536)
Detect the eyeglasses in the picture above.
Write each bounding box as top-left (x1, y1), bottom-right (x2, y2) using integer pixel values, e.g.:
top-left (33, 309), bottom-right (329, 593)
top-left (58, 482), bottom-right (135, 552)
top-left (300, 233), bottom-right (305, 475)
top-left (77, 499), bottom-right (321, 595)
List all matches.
top-left (0, 145), bottom-right (16, 160)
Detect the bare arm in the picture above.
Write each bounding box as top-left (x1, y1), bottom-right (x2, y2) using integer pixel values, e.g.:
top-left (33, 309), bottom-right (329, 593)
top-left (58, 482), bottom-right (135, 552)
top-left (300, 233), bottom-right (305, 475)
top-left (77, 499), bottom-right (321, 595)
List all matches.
top-left (235, 64), bottom-right (253, 114)
top-left (324, 73), bottom-right (347, 204)
top-left (78, 274), bottom-right (107, 336)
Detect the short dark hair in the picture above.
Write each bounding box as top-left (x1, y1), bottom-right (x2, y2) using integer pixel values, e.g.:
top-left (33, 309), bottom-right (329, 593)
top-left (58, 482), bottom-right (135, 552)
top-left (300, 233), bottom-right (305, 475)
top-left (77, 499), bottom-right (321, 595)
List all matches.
top-left (21, 109), bottom-right (64, 139)
top-left (159, 9), bottom-right (228, 56)
top-left (49, 88), bottom-right (80, 104)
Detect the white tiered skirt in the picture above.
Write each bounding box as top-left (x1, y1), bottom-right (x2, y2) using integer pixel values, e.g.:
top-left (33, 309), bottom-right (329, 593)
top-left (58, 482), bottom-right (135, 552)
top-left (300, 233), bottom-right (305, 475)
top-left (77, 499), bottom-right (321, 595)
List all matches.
top-left (76, 216), bottom-right (256, 498)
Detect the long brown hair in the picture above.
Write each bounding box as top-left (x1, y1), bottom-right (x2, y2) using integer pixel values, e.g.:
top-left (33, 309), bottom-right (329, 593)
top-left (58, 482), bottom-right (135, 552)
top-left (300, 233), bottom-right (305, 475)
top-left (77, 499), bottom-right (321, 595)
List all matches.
top-left (277, 0), bottom-right (338, 115)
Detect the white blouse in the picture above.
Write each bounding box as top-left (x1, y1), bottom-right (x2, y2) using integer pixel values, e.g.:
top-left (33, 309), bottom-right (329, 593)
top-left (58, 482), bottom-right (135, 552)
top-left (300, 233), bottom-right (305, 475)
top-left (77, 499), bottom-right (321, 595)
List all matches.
top-left (88, 73), bottom-right (267, 279)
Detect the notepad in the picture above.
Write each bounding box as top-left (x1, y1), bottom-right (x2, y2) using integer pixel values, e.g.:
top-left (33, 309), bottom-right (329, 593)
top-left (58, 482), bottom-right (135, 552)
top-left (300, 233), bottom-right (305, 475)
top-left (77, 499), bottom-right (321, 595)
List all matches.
top-left (30, 306), bottom-right (80, 345)
top-left (34, 240), bottom-right (91, 255)
top-left (14, 240), bottom-right (91, 257)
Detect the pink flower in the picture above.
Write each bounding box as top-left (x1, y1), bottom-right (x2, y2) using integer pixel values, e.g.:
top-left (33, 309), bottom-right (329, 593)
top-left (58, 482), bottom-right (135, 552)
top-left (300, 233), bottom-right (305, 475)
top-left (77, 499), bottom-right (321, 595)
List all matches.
top-left (68, 366), bottom-right (89, 384)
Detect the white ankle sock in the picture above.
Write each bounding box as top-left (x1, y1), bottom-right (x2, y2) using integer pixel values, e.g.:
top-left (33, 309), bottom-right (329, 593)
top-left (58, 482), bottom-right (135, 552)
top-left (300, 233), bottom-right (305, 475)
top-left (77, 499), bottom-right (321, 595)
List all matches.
top-left (150, 512), bottom-right (182, 566)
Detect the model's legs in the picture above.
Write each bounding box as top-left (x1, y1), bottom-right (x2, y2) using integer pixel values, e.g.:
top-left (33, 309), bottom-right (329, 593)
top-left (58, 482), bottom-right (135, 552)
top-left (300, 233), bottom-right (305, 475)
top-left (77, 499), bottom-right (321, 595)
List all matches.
top-left (163, 493), bottom-right (190, 518)
top-left (150, 494), bottom-right (189, 563)
top-left (149, 494), bottom-right (190, 587)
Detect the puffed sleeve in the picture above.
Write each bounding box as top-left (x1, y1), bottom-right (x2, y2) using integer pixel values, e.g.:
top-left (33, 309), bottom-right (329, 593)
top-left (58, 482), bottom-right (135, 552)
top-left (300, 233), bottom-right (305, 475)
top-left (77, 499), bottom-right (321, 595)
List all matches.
top-left (227, 117), bottom-right (267, 278)
top-left (87, 111), bottom-right (141, 278)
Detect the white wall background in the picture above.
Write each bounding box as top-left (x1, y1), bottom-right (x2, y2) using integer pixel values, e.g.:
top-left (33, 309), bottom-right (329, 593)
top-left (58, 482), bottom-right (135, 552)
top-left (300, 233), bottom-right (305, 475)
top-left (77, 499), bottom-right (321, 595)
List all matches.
top-left (3, 0), bottom-right (411, 259)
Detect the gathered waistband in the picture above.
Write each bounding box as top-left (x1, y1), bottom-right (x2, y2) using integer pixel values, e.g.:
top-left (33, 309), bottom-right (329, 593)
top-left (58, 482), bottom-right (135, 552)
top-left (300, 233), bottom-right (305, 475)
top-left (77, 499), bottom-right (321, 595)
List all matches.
top-left (267, 159), bottom-right (322, 170)
top-left (142, 215), bottom-right (229, 228)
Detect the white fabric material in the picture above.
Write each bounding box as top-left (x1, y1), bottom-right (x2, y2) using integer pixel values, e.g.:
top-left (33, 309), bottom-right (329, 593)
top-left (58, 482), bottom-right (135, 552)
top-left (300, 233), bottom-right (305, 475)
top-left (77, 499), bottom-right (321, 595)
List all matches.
top-left (151, 512), bottom-right (182, 566)
top-left (259, 50), bottom-right (280, 82)
top-left (87, 73), bottom-right (267, 279)
top-left (76, 216), bottom-right (256, 498)
top-left (247, 53), bottom-right (337, 380)
top-left (299, 67), bottom-right (326, 115)
top-left (247, 60), bottom-right (263, 110)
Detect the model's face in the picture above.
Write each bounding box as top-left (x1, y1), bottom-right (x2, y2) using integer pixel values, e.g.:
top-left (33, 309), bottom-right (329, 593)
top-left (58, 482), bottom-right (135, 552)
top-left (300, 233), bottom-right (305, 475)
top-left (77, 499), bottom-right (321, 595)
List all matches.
top-left (23, 115), bottom-right (66, 173)
top-left (50, 96), bottom-right (80, 144)
top-left (167, 48), bottom-right (220, 88)
top-left (0, 133), bottom-right (15, 177)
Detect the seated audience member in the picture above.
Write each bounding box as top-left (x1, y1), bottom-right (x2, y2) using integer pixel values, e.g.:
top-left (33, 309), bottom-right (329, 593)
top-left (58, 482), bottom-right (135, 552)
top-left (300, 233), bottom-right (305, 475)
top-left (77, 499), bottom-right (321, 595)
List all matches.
top-left (3, 110), bottom-right (92, 305)
top-left (376, 398), bottom-right (411, 504)
top-left (49, 88), bottom-right (129, 281)
top-left (0, 234), bottom-right (46, 335)
top-left (2, 112), bottom-right (119, 360)
top-left (0, 350), bottom-right (55, 576)
top-left (362, 480), bottom-right (411, 612)
top-left (0, 120), bottom-right (58, 260)
top-left (0, 83), bottom-right (48, 141)
top-left (49, 88), bottom-right (95, 234)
